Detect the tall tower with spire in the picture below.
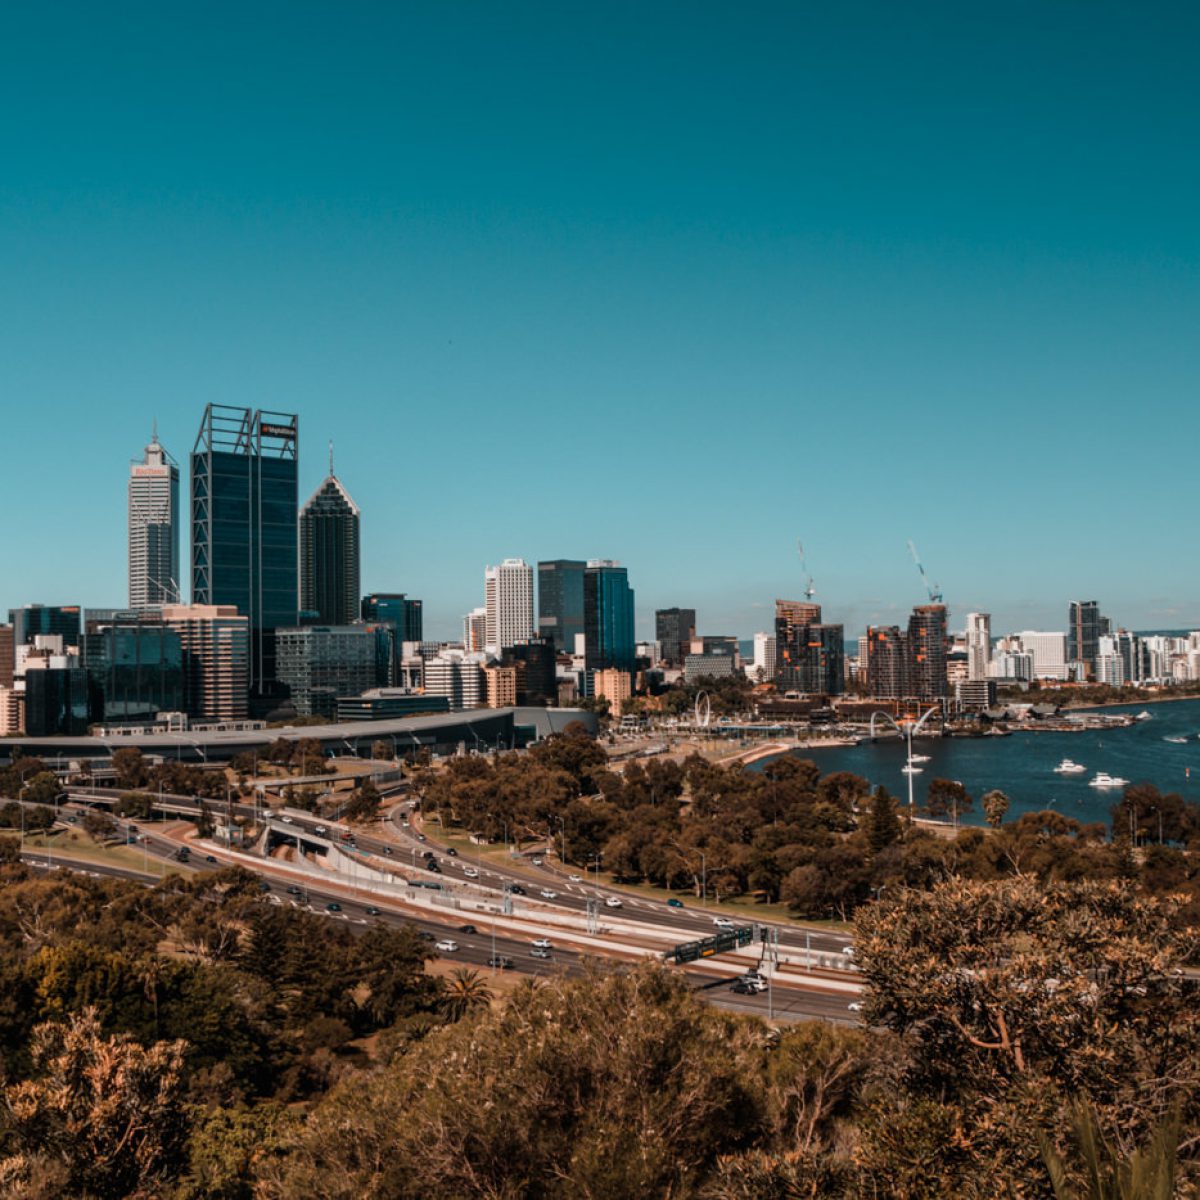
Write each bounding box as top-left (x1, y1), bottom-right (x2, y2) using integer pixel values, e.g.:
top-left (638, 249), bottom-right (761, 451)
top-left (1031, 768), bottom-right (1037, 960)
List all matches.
top-left (128, 424), bottom-right (180, 609)
top-left (298, 444), bottom-right (360, 626)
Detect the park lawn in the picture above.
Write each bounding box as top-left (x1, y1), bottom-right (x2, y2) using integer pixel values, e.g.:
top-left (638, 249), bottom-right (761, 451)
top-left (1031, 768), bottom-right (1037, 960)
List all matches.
top-left (19, 828), bottom-right (194, 878)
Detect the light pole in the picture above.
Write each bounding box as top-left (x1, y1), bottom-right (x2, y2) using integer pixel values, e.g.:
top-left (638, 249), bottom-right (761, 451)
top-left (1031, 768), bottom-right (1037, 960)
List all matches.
top-left (700, 851), bottom-right (707, 907)
top-left (869, 707), bottom-right (939, 818)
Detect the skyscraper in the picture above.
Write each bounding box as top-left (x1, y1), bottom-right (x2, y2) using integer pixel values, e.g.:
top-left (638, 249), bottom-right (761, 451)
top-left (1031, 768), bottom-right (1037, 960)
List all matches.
top-left (161, 604), bottom-right (250, 721)
top-left (538, 560), bottom-right (586, 654)
top-left (1068, 600), bottom-right (1101, 679)
top-left (361, 594), bottom-right (423, 643)
top-left (867, 626), bottom-right (906, 699)
top-left (774, 599), bottom-right (842, 694)
top-left (655, 608), bottom-right (696, 666)
top-left (907, 604), bottom-right (949, 703)
top-left (9, 605), bottom-right (82, 647)
top-left (484, 559), bottom-right (535, 652)
top-left (965, 613), bottom-right (991, 682)
top-left (463, 606), bottom-right (488, 653)
top-left (584, 560), bottom-right (635, 676)
top-left (83, 612), bottom-right (184, 724)
top-left (299, 458), bottom-right (360, 626)
top-left (191, 405), bottom-right (298, 702)
top-left (128, 428), bottom-right (180, 609)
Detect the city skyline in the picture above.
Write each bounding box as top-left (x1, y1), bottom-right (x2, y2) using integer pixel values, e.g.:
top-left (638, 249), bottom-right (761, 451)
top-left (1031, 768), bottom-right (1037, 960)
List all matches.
top-left (2, 6), bottom-right (1197, 636)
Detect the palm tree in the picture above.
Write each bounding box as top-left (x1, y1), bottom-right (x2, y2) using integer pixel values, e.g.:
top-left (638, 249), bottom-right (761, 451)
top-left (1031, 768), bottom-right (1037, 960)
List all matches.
top-left (1040, 1098), bottom-right (1181, 1199)
top-left (439, 968), bottom-right (494, 1023)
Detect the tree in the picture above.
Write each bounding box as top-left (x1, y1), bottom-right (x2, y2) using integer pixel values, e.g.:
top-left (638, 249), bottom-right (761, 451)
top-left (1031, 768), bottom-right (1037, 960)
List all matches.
top-left (116, 790), bottom-right (154, 819)
top-left (22, 771), bottom-right (61, 807)
top-left (438, 968), bottom-right (493, 1023)
top-left (1, 1007), bottom-right (190, 1198)
top-left (925, 777), bottom-right (972, 823)
top-left (0, 834), bottom-right (20, 864)
top-left (982, 789), bottom-right (1011, 829)
top-left (342, 779), bottom-right (381, 824)
top-left (865, 787), bottom-right (902, 855)
top-left (81, 810), bottom-right (117, 841)
top-left (111, 747), bottom-right (149, 789)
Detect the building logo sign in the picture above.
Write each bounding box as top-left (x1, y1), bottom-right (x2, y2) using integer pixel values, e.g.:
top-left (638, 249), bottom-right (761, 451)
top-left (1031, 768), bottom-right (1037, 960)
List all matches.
top-left (259, 422), bottom-right (296, 439)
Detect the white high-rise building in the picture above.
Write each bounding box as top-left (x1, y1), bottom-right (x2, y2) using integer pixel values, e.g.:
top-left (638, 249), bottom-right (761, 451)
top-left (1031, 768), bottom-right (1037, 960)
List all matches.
top-left (463, 606), bottom-right (488, 653)
top-left (484, 559), bottom-right (534, 652)
top-left (1016, 631), bottom-right (1069, 680)
top-left (965, 613), bottom-right (991, 682)
top-left (752, 632), bottom-right (776, 680)
top-left (128, 429), bottom-right (179, 609)
top-left (425, 649), bottom-right (485, 711)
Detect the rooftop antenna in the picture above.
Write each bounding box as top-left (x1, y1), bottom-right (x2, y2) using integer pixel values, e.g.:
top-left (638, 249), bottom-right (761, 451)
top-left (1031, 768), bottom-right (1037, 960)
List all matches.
top-left (797, 540), bottom-right (816, 601)
top-left (329, 440), bottom-right (334, 476)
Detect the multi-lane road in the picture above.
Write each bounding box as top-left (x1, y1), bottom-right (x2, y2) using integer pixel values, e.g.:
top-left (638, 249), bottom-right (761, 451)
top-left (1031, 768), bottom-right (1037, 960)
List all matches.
top-left (48, 788), bottom-right (862, 1023)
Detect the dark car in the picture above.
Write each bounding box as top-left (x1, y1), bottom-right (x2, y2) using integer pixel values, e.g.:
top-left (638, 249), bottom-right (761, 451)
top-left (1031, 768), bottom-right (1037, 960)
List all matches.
top-left (205, 855), bottom-right (217, 863)
top-left (383, 846), bottom-right (393, 856)
top-left (258, 881), bottom-right (271, 893)
top-left (446, 847), bottom-right (458, 857)
top-left (730, 979), bottom-right (754, 994)
top-left (365, 906), bottom-right (381, 916)
top-left (422, 849), bottom-right (434, 859)
top-left (488, 956), bottom-right (514, 970)
top-left (416, 930), bottom-right (435, 942)
top-left (326, 902), bottom-right (342, 913)
top-left (509, 884), bottom-right (526, 896)
top-left (458, 924), bottom-right (477, 935)
top-left (667, 898), bottom-right (684, 908)
top-left (286, 885), bottom-right (302, 895)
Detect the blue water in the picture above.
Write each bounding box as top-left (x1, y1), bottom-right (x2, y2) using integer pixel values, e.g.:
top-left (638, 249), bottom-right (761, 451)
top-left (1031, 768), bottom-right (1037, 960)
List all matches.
top-left (758, 700), bottom-right (1200, 826)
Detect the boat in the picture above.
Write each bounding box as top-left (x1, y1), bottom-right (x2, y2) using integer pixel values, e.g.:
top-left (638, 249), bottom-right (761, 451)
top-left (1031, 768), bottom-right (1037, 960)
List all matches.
top-left (909, 753), bottom-right (931, 763)
top-left (901, 764), bottom-right (923, 775)
top-left (1088, 772), bottom-right (1129, 789)
top-left (1165, 735), bottom-right (1188, 744)
top-left (1135, 711), bottom-right (1152, 721)
top-left (1053, 759), bottom-right (1086, 774)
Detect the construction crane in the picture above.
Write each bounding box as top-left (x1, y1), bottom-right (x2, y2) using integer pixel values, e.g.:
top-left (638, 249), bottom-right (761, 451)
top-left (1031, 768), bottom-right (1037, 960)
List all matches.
top-left (797, 541), bottom-right (816, 602)
top-left (907, 540), bottom-right (943, 604)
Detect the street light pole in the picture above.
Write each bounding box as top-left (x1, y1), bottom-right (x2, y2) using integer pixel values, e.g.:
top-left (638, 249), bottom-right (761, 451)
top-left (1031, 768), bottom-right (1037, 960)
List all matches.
top-left (700, 852), bottom-right (706, 907)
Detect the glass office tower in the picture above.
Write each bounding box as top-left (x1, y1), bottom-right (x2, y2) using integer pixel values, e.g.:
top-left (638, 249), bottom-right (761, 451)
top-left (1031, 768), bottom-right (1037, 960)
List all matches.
top-left (583, 560), bottom-right (636, 675)
top-left (192, 405), bottom-right (298, 703)
top-left (83, 615), bottom-right (185, 724)
top-left (537, 560), bottom-right (586, 654)
top-left (299, 470), bottom-right (360, 625)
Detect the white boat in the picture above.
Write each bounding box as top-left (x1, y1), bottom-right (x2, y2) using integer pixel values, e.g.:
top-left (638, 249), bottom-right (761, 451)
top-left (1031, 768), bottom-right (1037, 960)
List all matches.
top-left (1135, 711), bottom-right (1152, 721)
top-left (1053, 759), bottom-right (1086, 774)
top-left (1088, 772), bottom-right (1129, 789)
top-left (1165, 735), bottom-right (1188, 745)
top-left (901, 764), bottom-right (923, 775)
top-left (909, 753), bottom-right (931, 763)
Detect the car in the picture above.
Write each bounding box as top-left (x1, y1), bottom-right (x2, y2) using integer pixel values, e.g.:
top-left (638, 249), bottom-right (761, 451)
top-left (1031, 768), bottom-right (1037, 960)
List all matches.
top-left (446, 847), bottom-right (458, 857)
top-left (568, 874), bottom-right (583, 882)
top-left (463, 867), bottom-right (479, 879)
top-left (604, 896), bottom-right (623, 908)
top-left (286, 885), bottom-right (301, 895)
top-left (280, 815), bottom-right (293, 824)
top-left (383, 846), bottom-right (393, 856)
top-left (739, 976), bottom-right (767, 993)
top-left (730, 979), bottom-right (755, 994)
top-left (667, 898), bottom-right (684, 908)
top-left (540, 889), bottom-right (558, 899)
top-left (205, 855), bottom-right (217, 863)
top-left (422, 848), bottom-right (434, 858)
top-left (416, 833), bottom-right (427, 842)
top-left (435, 939), bottom-right (459, 952)
top-left (127, 824), bottom-right (139, 833)
top-left (258, 881), bottom-right (271, 893)
top-left (427, 861), bottom-right (441, 872)
top-left (531, 857), bottom-right (543, 866)
top-left (509, 884), bottom-right (527, 896)
top-left (416, 930), bottom-right (435, 942)
top-left (530, 947), bottom-right (552, 959)
top-left (713, 917), bottom-right (735, 929)
top-left (531, 938), bottom-right (553, 950)
top-left (847, 1001), bottom-right (863, 1013)
top-left (365, 906), bottom-right (381, 916)
top-left (458, 924), bottom-right (477, 935)
top-left (314, 825), bottom-right (327, 835)
top-left (488, 955), bottom-right (515, 969)
top-left (841, 945), bottom-right (855, 958)
top-left (326, 902), bottom-right (342, 913)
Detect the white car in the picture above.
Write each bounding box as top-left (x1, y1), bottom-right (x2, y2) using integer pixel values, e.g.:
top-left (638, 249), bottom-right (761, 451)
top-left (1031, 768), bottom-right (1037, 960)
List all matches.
top-left (604, 896), bottom-right (623, 908)
top-left (463, 867), bottom-right (479, 878)
top-left (841, 945), bottom-right (855, 958)
top-left (713, 917), bottom-right (735, 929)
top-left (568, 874), bottom-right (583, 882)
top-left (314, 825), bottom-right (327, 835)
top-left (539, 889), bottom-right (558, 899)
top-left (531, 938), bottom-right (553, 950)
top-left (280, 815), bottom-right (293, 824)
top-left (435, 939), bottom-right (459, 953)
top-left (847, 1001), bottom-right (863, 1013)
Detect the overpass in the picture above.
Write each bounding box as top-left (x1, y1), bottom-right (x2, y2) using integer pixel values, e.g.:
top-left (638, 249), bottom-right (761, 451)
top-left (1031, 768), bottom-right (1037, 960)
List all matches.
top-left (0, 706), bottom-right (599, 765)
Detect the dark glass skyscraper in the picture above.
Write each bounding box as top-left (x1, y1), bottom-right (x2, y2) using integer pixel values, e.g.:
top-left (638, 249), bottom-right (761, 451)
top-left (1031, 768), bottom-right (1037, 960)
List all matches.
top-left (192, 405), bottom-right (298, 701)
top-left (361, 593), bottom-right (423, 643)
top-left (655, 608), bottom-right (696, 666)
top-left (1068, 600), bottom-right (1101, 679)
top-left (83, 614), bottom-right (184, 724)
top-left (9, 604), bottom-right (82, 647)
top-left (537, 560), bottom-right (586, 654)
top-left (583, 560), bottom-right (635, 675)
top-left (299, 470), bottom-right (360, 626)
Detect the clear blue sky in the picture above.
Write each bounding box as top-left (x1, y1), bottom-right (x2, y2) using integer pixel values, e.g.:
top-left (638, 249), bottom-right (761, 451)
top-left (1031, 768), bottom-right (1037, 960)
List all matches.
top-left (1, 2), bottom-right (1196, 640)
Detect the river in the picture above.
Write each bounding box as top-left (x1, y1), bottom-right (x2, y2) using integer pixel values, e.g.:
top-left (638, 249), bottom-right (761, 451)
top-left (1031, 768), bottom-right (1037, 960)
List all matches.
top-left (754, 699), bottom-right (1200, 827)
